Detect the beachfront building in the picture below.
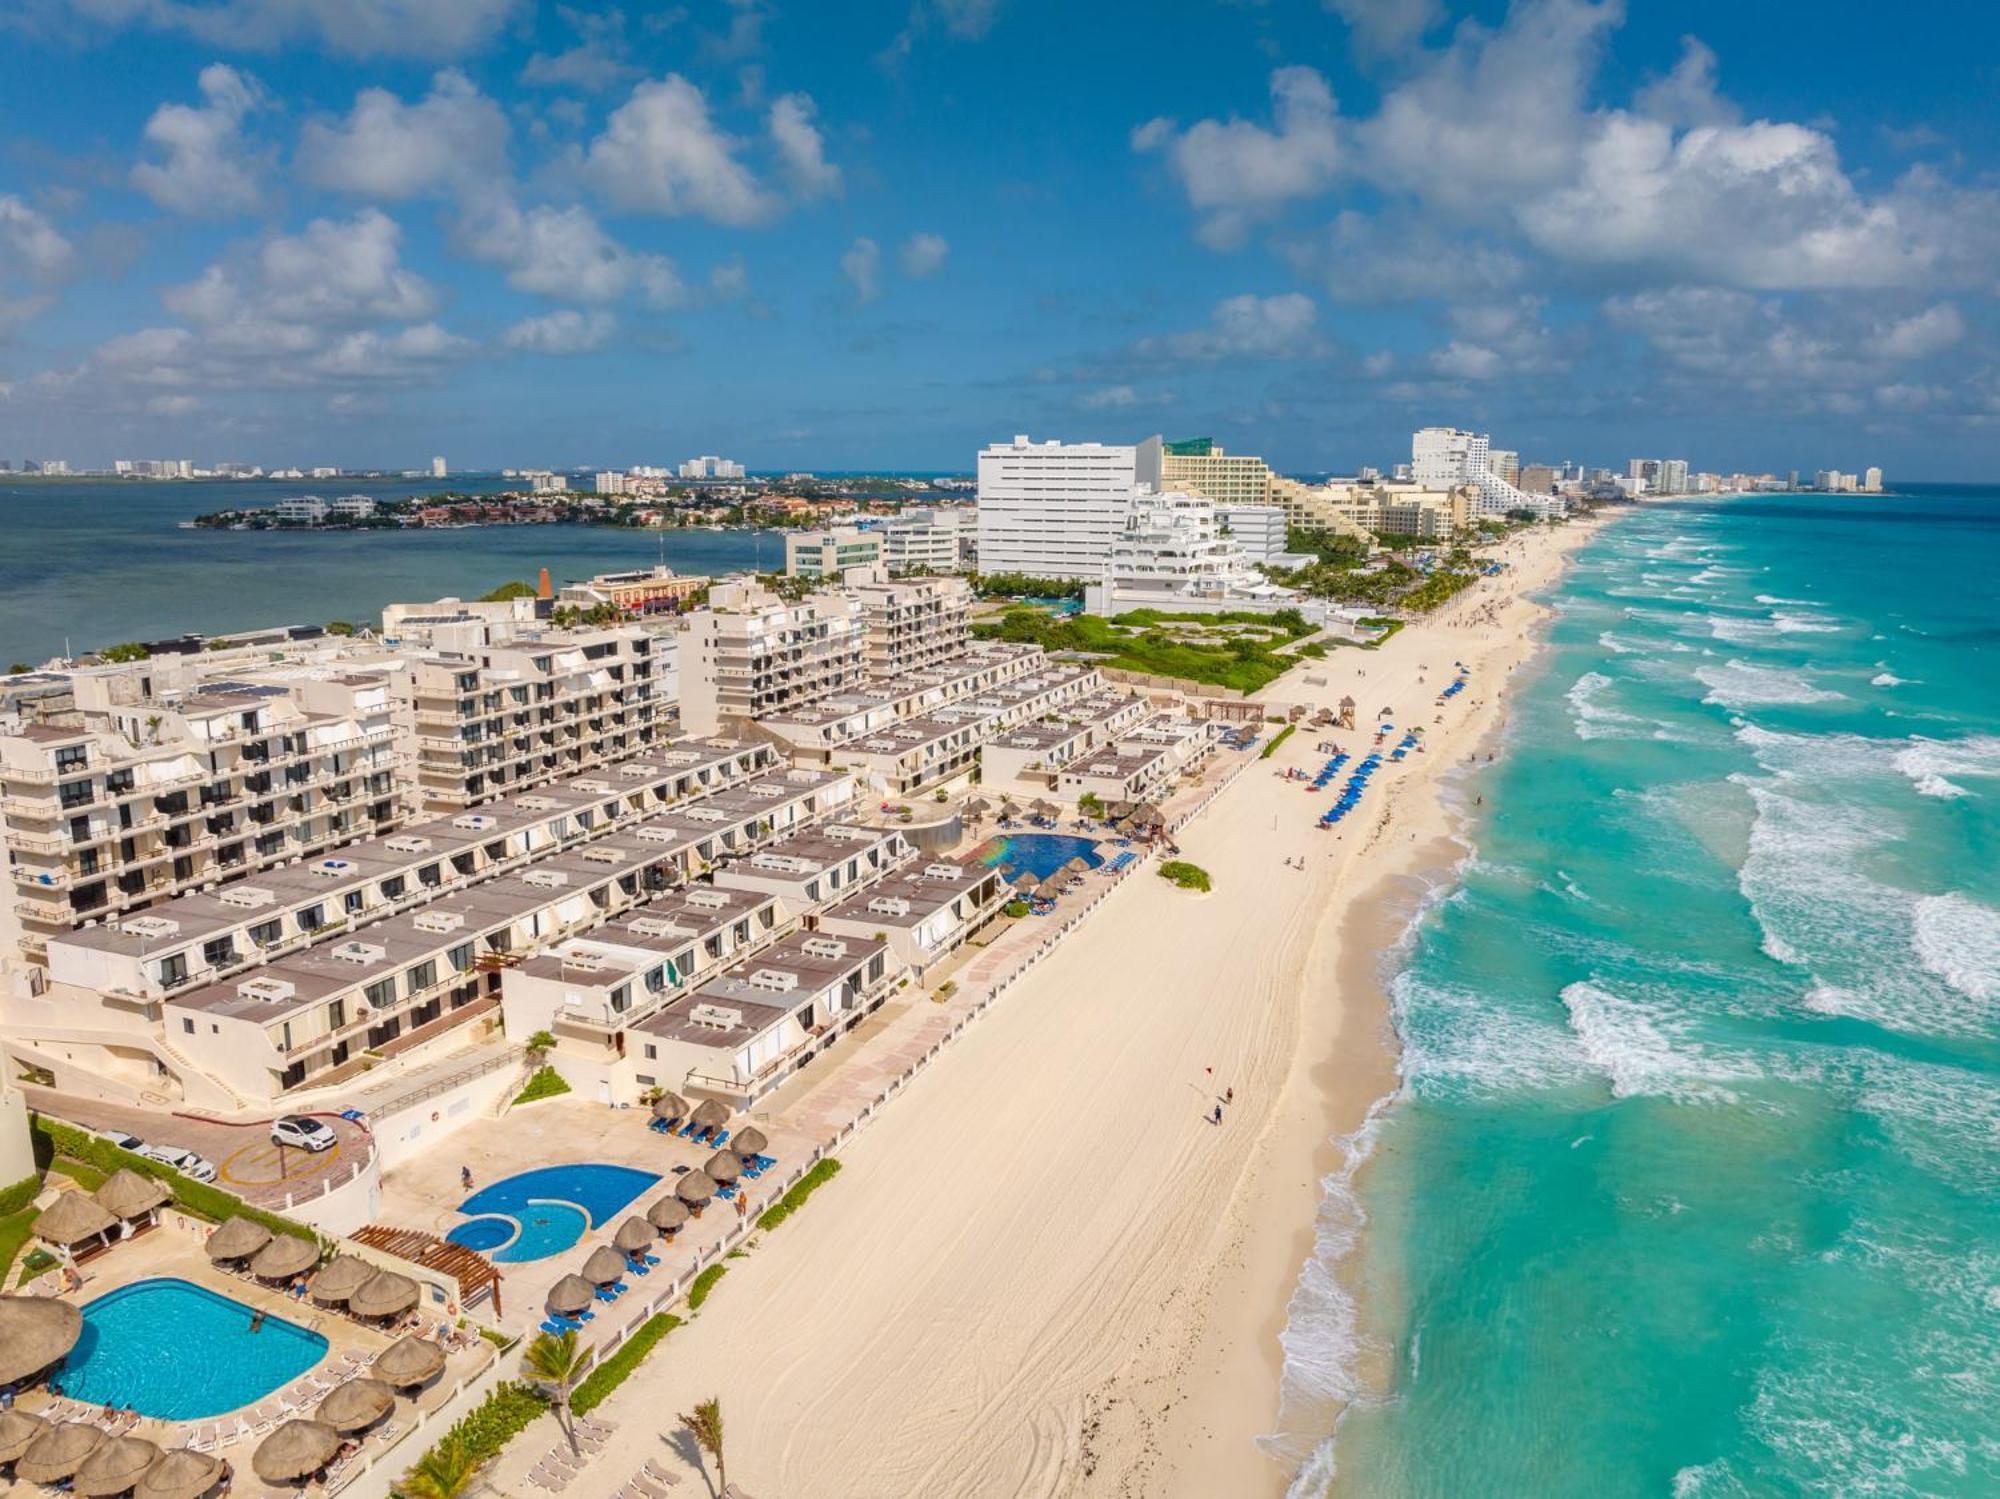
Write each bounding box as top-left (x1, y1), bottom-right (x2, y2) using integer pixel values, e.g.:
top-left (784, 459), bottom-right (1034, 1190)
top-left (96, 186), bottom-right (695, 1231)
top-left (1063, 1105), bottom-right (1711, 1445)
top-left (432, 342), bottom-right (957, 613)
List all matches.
top-left (275, 496), bottom-right (329, 524)
top-left (1279, 480), bottom-right (1469, 540)
top-left (819, 856), bottom-right (1007, 978)
top-left (850, 574), bottom-right (973, 677)
top-left (975, 434), bottom-right (1164, 579)
top-left (784, 527), bottom-right (886, 579)
top-left (678, 581), bottom-right (869, 737)
top-left (878, 508), bottom-right (973, 573)
top-left (1413, 426), bottom-right (1564, 519)
top-left (1054, 715), bottom-right (1217, 806)
top-left (978, 689), bottom-right (1153, 801)
top-left (712, 823), bottom-right (914, 925)
top-left (1215, 504), bottom-right (1294, 563)
top-left (1083, 490), bottom-right (1301, 618)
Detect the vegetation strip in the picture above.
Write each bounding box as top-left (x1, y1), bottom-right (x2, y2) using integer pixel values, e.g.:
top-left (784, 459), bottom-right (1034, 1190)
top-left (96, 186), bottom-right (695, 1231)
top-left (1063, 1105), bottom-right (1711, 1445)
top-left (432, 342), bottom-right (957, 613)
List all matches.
top-left (757, 1158), bottom-right (844, 1231)
top-left (1159, 861), bottom-right (1213, 893)
top-left (394, 1382), bottom-right (546, 1499)
top-left (1260, 723), bottom-right (1297, 759)
top-left (511, 1066), bottom-right (572, 1106)
top-left (686, 1263), bottom-right (728, 1310)
top-left (572, 1314), bottom-right (683, 1415)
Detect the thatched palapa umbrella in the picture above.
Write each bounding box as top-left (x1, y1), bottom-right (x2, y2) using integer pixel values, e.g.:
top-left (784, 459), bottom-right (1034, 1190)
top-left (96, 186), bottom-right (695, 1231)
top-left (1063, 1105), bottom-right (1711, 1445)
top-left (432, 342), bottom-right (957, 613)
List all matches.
top-left (94, 1169), bottom-right (170, 1223)
top-left (17, 1423), bottom-right (106, 1485)
top-left (580, 1246), bottom-right (628, 1286)
top-left (546, 1274), bottom-right (596, 1317)
top-left (612, 1217), bottom-right (654, 1254)
top-left (705, 1149), bottom-right (742, 1186)
top-left (732, 1125), bottom-right (769, 1159)
top-left (134, 1448), bottom-right (226, 1499)
top-left (1062, 856), bottom-right (1092, 876)
top-left (1000, 800), bottom-right (1022, 818)
top-left (306, 1255), bottom-right (374, 1306)
top-left (33, 1191), bottom-right (116, 1249)
top-left (691, 1098), bottom-right (729, 1130)
top-left (651, 1091), bottom-right (689, 1122)
top-left (251, 1421), bottom-right (340, 1486)
top-left (371, 1335), bottom-right (446, 1390)
top-left (0, 1294), bottom-right (82, 1384)
top-left (645, 1195), bottom-right (688, 1233)
top-left (347, 1269), bottom-right (419, 1321)
top-left (674, 1171), bottom-right (716, 1211)
top-left (315, 1378), bottom-right (395, 1433)
top-left (962, 796), bottom-right (990, 818)
top-left (204, 1216), bottom-right (270, 1263)
top-left (250, 1232), bottom-right (318, 1281)
top-left (0, 1409), bottom-right (50, 1466)
top-left (75, 1434), bottom-right (161, 1497)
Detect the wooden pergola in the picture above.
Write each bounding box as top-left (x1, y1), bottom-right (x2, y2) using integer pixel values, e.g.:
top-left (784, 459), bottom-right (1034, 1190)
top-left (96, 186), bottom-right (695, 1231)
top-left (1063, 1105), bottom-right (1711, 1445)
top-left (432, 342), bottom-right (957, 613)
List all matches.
top-left (349, 1225), bottom-right (503, 1317)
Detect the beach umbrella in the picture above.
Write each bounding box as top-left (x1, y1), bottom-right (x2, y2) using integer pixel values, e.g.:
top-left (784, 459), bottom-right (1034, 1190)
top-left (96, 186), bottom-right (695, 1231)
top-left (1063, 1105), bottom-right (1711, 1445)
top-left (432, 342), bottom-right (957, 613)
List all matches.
top-left (17, 1423), bottom-right (106, 1485)
top-left (580, 1246), bottom-right (628, 1286)
top-left (94, 1170), bottom-right (170, 1222)
top-left (612, 1217), bottom-right (655, 1254)
top-left (33, 1191), bottom-right (116, 1248)
top-left (674, 1171), bottom-right (716, 1208)
top-left (0, 1295), bottom-right (81, 1384)
top-left (1008, 868), bottom-right (1037, 888)
top-left (1029, 799), bottom-right (1058, 817)
top-left (305, 1255), bottom-right (374, 1305)
top-left (75, 1435), bottom-right (161, 1497)
top-left (0, 1410), bottom-right (49, 1465)
top-left (962, 797), bottom-right (990, 817)
top-left (1062, 856), bottom-right (1091, 875)
top-left (645, 1195), bottom-right (689, 1233)
top-left (651, 1091), bottom-right (688, 1122)
top-left (134, 1449), bottom-right (226, 1499)
top-left (315, 1378), bottom-right (395, 1433)
top-left (691, 1099), bottom-right (729, 1129)
top-left (347, 1269), bottom-right (419, 1321)
top-left (546, 1274), bottom-right (596, 1317)
top-left (251, 1421), bottom-right (341, 1485)
top-left (371, 1335), bottom-right (446, 1390)
top-left (705, 1150), bottom-right (742, 1186)
top-left (1000, 800), bottom-right (1021, 817)
top-left (204, 1217), bottom-right (270, 1262)
top-left (731, 1126), bottom-right (768, 1159)
top-left (249, 1233), bottom-right (319, 1281)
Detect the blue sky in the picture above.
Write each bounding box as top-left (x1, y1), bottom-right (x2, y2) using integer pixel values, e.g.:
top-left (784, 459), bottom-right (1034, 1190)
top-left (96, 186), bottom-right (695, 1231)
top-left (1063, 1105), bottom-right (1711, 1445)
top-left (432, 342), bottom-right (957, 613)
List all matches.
top-left (1, 0), bottom-right (1996, 477)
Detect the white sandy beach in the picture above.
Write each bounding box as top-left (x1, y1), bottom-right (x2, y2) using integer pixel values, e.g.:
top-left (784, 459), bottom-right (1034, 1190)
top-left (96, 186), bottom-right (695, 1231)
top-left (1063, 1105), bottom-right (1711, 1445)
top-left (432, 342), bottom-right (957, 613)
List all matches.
top-left (555, 519), bottom-right (1605, 1497)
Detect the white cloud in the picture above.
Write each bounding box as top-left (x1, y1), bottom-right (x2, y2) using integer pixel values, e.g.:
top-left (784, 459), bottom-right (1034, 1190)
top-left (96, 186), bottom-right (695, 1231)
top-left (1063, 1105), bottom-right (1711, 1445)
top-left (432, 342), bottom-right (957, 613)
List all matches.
top-left (131, 63), bottom-right (266, 217)
top-left (1428, 298), bottom-right (1567, 380)
top-left (899, 232), bottom-right (948, 278)
top-left (580, 75), bottom-right (778, 225)
top-left (1081, 384), bottom-right (1141, 409)
top-left (1282, 210), bottom-right (1525, 304)
top-left (840, 237), bottom-right (881, 302)
top-left (62, 0), bottom-right (520, 59)
top-left (1634, 37), bottom-right (1738, 130)
top-left (166, 209), bottom-right (437, 331)
top-left (1133, 67), bottom-right (1341, 250)
top-left (768, 93), bottom-right (842, 199)
top-left (309, 322), bottom-right (474, 380)
top-left (456, 194), bottom-right (684, 308)
top-left (299, 70), bottom-right (508, 200)
top-left (709, 258), bottom-right (750, 300)
top-left (1145, 292), bottom-right (1324, 361)
top-left (1324, 0), bottom-right (1441, 54)
top-left (0, 195), bottom-right (73, 335)
top-left (521, 7), bottom-right (639, 92)
top-left (504, 308), bottom-right (616, 354)
top-left (1873, 303), bottom-right (1963, 361)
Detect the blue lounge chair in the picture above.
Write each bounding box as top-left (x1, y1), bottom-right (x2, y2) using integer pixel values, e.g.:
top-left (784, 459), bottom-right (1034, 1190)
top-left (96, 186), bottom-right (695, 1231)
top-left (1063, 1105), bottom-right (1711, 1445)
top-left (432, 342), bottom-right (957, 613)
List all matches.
top-left (595, 1286), bottom-right (618, 1303)
top-left (541, 1319), bottom-right (569, 1336)
top-left (713, 1128), bottom-right (730, 1148)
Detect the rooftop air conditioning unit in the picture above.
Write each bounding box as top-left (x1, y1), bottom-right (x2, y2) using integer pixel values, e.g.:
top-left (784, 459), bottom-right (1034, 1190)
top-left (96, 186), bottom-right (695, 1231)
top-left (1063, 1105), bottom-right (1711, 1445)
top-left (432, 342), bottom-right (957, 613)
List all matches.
top-left (802, 936), bottom-right (850, 960)
top-left (123, 916), bottom-right (180, 940)
top-left (574, 779), bottom-right (611, 795)
top-left (823, 825), bottom-right (871, 842)
top-left (580, 847), bottom-right (625, 864)
top-left (785, 770), bottom-right (821, 784)
top-left (630, 916), bottom-right (688, 940)
top-left (633, 826), bottom-right (680, 844)
top-left (683, 889), bottom-right (729, 911)
top-left (413, 910), bottom-right (464, 934)
top-left (330, 940), bottom-right (386, 965)
top-left (523, 869), bottom-right (569, 888)
top-left (747, 969), bottom-right (798, 993)
top-left (237, 976), bottom-right (296, 1004)
top-left (218, 885), bottom-right (276, 909)
top-left (865, 898), bottom-right (911, 918)
top-left (516, 795), bottom-right (558, 812)
top-left (689, 1002), bottom-right (744, 1028)
top-left (314, 858), bottom-right (356, 877)
top-left (748, 784), bottom-right (784, 798)
top-left (384, 835), bottom-right (432, 854)
top-left (617, 763), bottom-right (652, 777)
top-left (452, 814), bottom-right (497, 832)
top-left (680, 807), bottom-right (727, 824)
top-left (923, 863), bottom-right (964, 881)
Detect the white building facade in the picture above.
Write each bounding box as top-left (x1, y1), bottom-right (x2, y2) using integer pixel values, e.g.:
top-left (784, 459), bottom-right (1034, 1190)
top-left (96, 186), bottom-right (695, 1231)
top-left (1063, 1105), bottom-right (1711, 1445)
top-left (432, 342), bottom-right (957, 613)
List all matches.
top-left (975, 435), bottom-right (1163, 579)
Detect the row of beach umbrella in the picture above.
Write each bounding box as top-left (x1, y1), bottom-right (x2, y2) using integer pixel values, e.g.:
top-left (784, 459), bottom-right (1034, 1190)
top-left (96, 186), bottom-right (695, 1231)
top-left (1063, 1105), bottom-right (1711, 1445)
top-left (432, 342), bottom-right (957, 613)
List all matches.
top-left (1, 1420), bottom-right (227, 1499)
top-left (203, 1217), bottom-right (423, 1320)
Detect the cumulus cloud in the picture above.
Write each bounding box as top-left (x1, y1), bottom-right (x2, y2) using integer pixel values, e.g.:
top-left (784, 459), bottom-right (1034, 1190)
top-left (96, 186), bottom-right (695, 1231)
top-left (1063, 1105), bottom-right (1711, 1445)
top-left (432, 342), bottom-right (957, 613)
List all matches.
top-left (56, 0), bottom-right (520, 59)
top-left (299, 70), bottom-right (508, 200)
top-left (521, 7), bottom-right (639, 92)
top-left (505, 308), bottom-right (616, 354)
top-left (1144, 292), bottom-right (1324, 361)
top-left (1282, 210), bottom-right (1525, 304)
top-left (131, 63), bottom-right (267, 216)
top-left (456, 194), bottom-right (684, 307)
top-left (899, 232), bottom-right (948, 278)
top-left (1428, 298), bottom-right (1569, 380)
top-left (580, 76), bottom-right (779, 225)
top-left (768, 93), bottom-right (842, 198)
top-left (840, 237), bottom-right (881, 302)
top-left (1634, 37), bottom-right (1738, 129)
top-left (1324, 0), bottom-right (1441, 54)
top-left (1873, 303), bottom-right (1963, 360)
top-left (0, 195), bottom-right (73, 335)
top-left (1133, 67), bottom-right (1341, 250)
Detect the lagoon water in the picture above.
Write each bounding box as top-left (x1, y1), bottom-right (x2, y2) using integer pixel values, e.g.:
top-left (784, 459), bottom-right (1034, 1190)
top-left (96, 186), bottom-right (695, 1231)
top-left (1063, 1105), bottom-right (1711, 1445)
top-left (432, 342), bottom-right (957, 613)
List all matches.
top-left (0, 477), bottom-right (779, 667)
top-left (1284, 487), bottom-right (2000, 1496)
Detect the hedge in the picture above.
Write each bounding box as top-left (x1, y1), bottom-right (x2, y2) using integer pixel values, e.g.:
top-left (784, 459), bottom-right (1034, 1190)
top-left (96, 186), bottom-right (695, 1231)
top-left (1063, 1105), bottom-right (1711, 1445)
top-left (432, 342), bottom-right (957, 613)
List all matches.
top-left (1158, 861), bottom-right (1213, 893)
top-left (395, 1382), bottom-right (546, 1497)
top-left (757, 1158), bottom-right (842, 1232)
top-left (1259, 723), bottom-right (1297, 760)
top-left (572, 1314), bottom-right (681, 1415)
top-left (30, 1115), bottom-right (321, 1244)
top-left (511, 1067), bottom-right (572, 1107)
top-left (0, 1173), bottom-right (39, 1217)
top-left (686, 1263), bottom-right (727, 1311)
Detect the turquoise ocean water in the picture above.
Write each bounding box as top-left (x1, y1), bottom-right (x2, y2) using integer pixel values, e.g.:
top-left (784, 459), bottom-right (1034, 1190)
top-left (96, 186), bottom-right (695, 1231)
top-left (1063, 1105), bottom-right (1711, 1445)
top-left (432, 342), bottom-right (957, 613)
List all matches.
top-left (1278, 486), bottom-right (2000, 1497)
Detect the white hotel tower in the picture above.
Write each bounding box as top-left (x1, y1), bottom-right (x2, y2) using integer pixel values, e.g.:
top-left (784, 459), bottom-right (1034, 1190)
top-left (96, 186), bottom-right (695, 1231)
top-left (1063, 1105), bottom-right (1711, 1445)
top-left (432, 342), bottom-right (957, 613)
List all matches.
top-left (975, 435), bottom-right (1165, 579)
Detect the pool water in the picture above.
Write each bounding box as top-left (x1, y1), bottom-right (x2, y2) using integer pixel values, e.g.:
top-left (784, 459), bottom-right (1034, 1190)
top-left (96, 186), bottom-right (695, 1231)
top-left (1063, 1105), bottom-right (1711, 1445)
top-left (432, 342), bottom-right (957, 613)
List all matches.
top-left (52, 1278), bottom-right (327, 1419)
top-left (447, 1164), bottom-right (659, 1263)
top-left (971, 833), bottom-right (1102, 883)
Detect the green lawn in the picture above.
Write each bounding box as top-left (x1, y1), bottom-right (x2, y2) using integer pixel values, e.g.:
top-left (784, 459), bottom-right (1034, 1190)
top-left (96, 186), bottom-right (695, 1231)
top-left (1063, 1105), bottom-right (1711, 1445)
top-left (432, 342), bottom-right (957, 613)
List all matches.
top-left (971, 607), bottom-right (1318, 694)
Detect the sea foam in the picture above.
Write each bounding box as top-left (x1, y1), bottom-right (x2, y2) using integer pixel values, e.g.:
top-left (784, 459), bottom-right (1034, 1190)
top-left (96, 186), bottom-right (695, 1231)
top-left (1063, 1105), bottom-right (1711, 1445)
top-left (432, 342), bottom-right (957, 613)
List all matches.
top-left (1698, 661), bottom-right (1845, 709)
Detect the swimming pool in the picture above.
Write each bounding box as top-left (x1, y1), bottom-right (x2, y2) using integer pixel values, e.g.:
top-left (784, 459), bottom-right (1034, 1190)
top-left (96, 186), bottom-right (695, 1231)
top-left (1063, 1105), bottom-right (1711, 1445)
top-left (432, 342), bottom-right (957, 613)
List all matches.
top-left (971, 833), bottom-right (1102, 883)
top-left (51, 1278), bottom-right (327, 1419)
top-left (447, 1163), bottom-right (660, 1263)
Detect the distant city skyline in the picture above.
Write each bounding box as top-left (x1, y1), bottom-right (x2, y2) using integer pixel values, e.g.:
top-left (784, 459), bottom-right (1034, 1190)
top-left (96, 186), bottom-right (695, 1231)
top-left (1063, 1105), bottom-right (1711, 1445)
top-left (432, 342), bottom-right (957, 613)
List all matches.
top-left (1, 2), bottom-right (1996, 477)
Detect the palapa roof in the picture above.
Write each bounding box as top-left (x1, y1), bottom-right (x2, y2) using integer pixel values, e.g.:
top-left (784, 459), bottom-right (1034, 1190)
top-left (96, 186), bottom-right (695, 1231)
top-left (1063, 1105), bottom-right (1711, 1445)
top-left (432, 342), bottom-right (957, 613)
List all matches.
top-left (674, 1171), bottom-right (716, 1206)
top-left (249, 1233), bottom-right (319, 1280)
top-left (252, 1420), bottom-right (341, 1484)
top-left (315, 1378), bottom-right (395, 1433)
top-left (731, 1125), bottom-right (769, 1158)
top-left (645, 1195), bottom-right (689, 1231)
top-left (961, 797), bottom-right (991, 815)
top-left (134, 1448), bottom-right (226, 1499)
top-left (704, 1149), bottom-right (742, 1185)
top-left (306, 1255), bottom-right (375, 1304)
top-left (1029, 798), bottom-right (1058, 815)
top-left (651, 1091), bottom-right (689, 1121)
top-left (690, 1098), bottom-right (729, 1128)
top-left (580, 1245), bottom-right (628, 1285)
top-left (75, 1435), bottom-right (161, 1497)
top-left (1062, 856), bottom-right (1092, 874)
top-left (612, 1217), bottom-right (655, 1253)
top-left (0, 1295), bottom-right (81, 1384)
top-left (371, 1335), bottom-right (446, 1389)
top-left (546, 1273), bottom-right (596, 1316)
top-left (1000, 799), bottom-right (1022, 815)
top-left (347, 1269), bottom-right (419, 1320)
top-left (0, 1410), bottom-right (50, 1465)
top-left (204, 1216), bottom-right (271, 1262)
top-left (33, 1190), bottom-right (116, 1247)
top-left (94, 1170), bottom-right (171, 1221)
top-left (17, 1423), bottom-right (107, 1484)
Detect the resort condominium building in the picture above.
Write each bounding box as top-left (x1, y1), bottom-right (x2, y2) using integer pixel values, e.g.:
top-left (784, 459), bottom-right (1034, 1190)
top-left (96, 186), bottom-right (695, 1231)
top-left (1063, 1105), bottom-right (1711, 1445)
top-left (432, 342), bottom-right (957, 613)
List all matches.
top-left (849, 575), bottom-right (972, 677)
top-left (678, 581), bottom-right (868, 737)
top-left (975, 434), bottom-right (1164, 579)
top-left (784, 527), bottom-right (885, 579)
top-left (878, 508), bottom-right (973, 573)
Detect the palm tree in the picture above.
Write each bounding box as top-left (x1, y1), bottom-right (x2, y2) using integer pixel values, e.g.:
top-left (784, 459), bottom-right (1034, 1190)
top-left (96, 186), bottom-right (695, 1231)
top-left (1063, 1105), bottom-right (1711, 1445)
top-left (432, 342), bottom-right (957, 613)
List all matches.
top-left (399, 1433), bottom-right (480, 1499)
top-left (680, 1398), bottom-right (725, 1493)
top-left (523, 1329), bottom-right (594, 1454)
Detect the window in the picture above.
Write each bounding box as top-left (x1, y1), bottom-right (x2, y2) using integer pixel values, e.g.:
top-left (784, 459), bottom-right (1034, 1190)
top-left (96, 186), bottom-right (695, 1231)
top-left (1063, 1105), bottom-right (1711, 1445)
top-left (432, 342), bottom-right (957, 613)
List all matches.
top-left (249, 919), bottom-right (282, 947)
top-left (58, 779), bottom-right (93, 810)
top-left (157, 953), bottom-right (188, 987)
top-left (406, 961), bottom-right (437, 995)
top-left (182, 1017), bottom-right (195, 1034)
top-left (55, 745), bottom-right (88, 771)
top-left (202, 937), bottom-right (237, 967)
top-left (344, 891), bottom-right (365, 914)
top-left (448, 942), bottom-right (474, 972)
top-left (299, 905), bottom-right (326, 931)
top-left (364, 978), bottom-right (396, 1010)
top-left (644, 966), bottom-right (665, 994)
top-left (380, 876), bottom-right (406, 900)
top-left (328, 998), bottom-right (345, 1029)
top-left (643, 1043), bottom-right (657, 1060)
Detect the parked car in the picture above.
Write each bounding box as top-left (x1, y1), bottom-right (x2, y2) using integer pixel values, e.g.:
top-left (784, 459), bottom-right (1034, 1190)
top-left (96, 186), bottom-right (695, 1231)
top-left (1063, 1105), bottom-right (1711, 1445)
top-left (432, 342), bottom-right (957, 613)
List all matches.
top-left (270, 1115), bottom-right (338, 1153)
top-left (138, 1144), bottom-right (217, 1183)
top-left (105, 1132), bottom-right (145, 1154)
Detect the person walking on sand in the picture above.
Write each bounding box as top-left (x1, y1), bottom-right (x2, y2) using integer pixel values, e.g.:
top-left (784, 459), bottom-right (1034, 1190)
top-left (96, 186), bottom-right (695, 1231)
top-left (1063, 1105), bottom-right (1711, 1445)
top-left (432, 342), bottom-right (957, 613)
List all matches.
top-left (1211, 1104), bottom-right (1223, 1125)
top-left (1226, 1086), bottom-right (1234, 1105)
top-left (460, 1166), bottom-right (473, 1192)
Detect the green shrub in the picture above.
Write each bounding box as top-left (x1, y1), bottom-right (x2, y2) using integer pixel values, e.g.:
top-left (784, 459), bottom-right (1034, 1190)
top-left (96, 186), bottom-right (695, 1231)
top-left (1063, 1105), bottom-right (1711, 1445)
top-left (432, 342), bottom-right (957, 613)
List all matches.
top-left (1260, 723), bottom-right (1297, 760)
top-left (757, 1158), bottom-right (842, 1232)
top-left (0, 1207), bottom-right (38, 1288)
top-left (99, 642), bottom-right (150, 663)
top-left (0, 1173), bottom-right (39, 1217)
top-left (1002, 899), bottom-right (1030, 919)
top-left (395, 1381), bottom-right (547, 1495)
top-left (686, 1263), bottom-right (727, 1311)
top-left (1158, 861), bottom-right (1213, 893)
top-left (572, 1314), bottom-right (681, 1415)
top-left (512, 1067), bottom-right (572, 1106)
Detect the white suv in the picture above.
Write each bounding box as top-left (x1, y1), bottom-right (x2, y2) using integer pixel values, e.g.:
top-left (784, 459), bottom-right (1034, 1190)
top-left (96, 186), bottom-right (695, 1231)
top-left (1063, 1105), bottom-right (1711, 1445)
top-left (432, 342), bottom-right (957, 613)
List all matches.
top-left (270, 1115), bottom-right (338, 1153)
top-left (139, 1144), bottom-right (218, 1183)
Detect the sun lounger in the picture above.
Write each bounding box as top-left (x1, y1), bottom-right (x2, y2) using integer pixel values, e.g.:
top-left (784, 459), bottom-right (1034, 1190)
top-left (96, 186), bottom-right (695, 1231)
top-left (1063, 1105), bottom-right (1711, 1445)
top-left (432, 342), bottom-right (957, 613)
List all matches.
top-left (541, 1319), bottom-right (571, 1336)
top-left (634, 1476), bottom-right (672, 1498)
top-left (643, 1460), bottom-right (682, 1487)
top-left (712, 1128), bottom-right (730, 1147)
